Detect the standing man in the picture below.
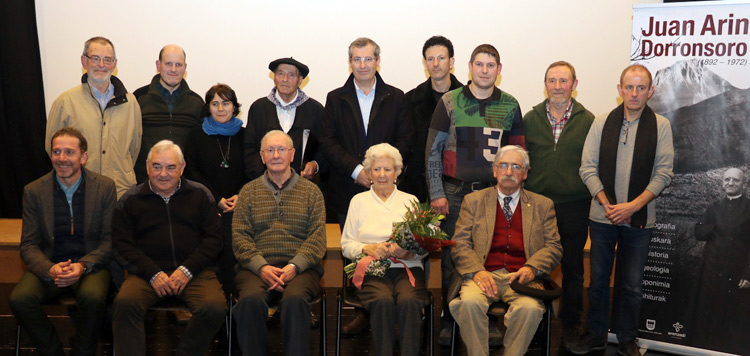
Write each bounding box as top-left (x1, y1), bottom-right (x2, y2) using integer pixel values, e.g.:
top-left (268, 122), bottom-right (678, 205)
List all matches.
top-left (426, 43), bottom-right (525, 344)
top-left (522, 61), bottom-right (594, 345)
top-left (449, 145), bottom-right (562, 356)
top-left (46, 36), bottom-right (142, 198)
top-left (112, 140), bottom-right (227, 356)
top-left (233, 130), bottom-right (327, 355)
top-left (571, 64), bottom-right (674, 356)
top-left (244, 57), bottom-right (326, 181)
top-left (134, 44), bottom-right (204, 184)
top-left (691, 167), bottom-right (750, 354)
top-left (318, 37), bottom-right (413, 335)
top-left (11, 128), bottom-right (116, 356)
top-left (402, 36), bottom-right (463, 202)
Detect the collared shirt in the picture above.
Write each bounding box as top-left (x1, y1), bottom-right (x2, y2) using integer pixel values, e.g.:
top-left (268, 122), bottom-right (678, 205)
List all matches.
top-left (265, 170), bottom-right (294, 191)
top-left (354, 79), bottom-right (377, 135)
top-left (546, 101), bottom-right (574, 144)
top-left (148, 179), bottom-right (182, 202)
top-left (497, 187), bottom-right (521, 215)
top-left (90, 80), bottom-right (115, 110)
top-left (274, 90), bottom-right (298, 133)
top-left (158, 82), bottom-right (183, 112)
top-left (351, 79), bottom-right (377, 180)
top-left (56, 173), bottom-right (83, 215)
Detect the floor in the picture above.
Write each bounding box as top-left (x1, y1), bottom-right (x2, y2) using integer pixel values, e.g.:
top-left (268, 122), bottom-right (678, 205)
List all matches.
top-left (0, 283), bottom-right (680, 356)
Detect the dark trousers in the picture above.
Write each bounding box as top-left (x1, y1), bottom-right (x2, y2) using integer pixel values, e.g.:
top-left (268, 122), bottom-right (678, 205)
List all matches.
top-left (218, 212), bottom-right (237, 298)
top-left (233, 267), bottom-right (321, 356)
top-left (586, 221), bottom-right (651, 342)
top-left (113, 270), bottom-right (227, 356)
top-left (555, 198), bottom-right (591, 328)
top-left (10, 268), bottom-right (111, 356)
top-left (356, 267), bottom-right (427, 356)
top-left (440, 181), bottom-right (474, 325)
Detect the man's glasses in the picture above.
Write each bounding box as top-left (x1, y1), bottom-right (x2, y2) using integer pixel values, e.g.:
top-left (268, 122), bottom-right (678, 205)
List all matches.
top-left (85, 55), bottom-right (114, 65)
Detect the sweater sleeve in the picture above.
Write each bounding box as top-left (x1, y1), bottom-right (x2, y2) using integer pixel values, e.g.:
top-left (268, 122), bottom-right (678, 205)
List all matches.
top-left (232, 184), bottom-right (269, 275)
top-left (426, 98), bottom-right (451, 201)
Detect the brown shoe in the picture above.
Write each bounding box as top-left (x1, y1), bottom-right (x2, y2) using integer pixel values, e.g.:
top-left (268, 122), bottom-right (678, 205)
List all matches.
top-left (341, 308), bottom-right (369, 335)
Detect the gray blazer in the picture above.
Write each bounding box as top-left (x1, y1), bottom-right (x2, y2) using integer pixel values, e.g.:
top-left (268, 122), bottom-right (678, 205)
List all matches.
top-left (448, 187), bottom-right (562, 300)
top-left (20, 168), bottom-right (117, 279)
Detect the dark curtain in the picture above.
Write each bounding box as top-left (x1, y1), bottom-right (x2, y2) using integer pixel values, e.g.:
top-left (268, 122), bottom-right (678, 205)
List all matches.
top-left (0, 0), bottom-right (51, 218)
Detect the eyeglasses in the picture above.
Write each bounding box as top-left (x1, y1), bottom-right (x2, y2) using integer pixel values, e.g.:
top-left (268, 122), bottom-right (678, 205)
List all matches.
top-left (262, 147), bottom-right (290, 155)
top-left (495, 163), bottom-right (524, 172)
top-left (85, 55), bottom-right (114, 65)
top-left (351, 57), bottom-right (376, 64)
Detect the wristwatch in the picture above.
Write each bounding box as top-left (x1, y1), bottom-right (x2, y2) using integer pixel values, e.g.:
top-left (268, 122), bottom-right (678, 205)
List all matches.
top-left (289, 263), bottom-right (300, 274)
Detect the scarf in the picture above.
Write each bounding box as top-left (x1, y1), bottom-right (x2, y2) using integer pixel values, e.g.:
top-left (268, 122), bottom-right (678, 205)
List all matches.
top-left (598, 104), bottom-right (657, 228)
top-left (267, 87), bottom-right (309, 110)
top-left (202, 116), bottom-right (243, 136)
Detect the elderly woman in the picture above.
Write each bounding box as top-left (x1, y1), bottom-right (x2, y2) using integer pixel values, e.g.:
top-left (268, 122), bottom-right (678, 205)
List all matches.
top-left (184, 83), bottom-right (248, 297)
top-left (341, 143), bottom-right (428, 356)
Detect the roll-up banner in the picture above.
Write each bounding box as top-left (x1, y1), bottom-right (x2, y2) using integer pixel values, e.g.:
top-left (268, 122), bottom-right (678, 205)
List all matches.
top-left (631, 1), bottom-right (750, 355)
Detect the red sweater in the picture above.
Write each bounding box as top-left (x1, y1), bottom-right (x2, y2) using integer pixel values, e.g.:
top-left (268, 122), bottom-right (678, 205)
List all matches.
top-left (484, 200), bottom-right (527, 272)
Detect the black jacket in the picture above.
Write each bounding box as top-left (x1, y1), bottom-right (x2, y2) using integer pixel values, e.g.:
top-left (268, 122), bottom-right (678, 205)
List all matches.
top-left (401, 74), bottom-right (463, 201)
top-left (319, 72), bottom-right (413, 213)
top-left (133, 75), bottom-right (204, 183)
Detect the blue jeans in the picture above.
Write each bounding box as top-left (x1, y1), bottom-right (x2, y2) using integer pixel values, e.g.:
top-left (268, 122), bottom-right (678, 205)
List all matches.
top-left (586, 220), bottom-right (651, 342)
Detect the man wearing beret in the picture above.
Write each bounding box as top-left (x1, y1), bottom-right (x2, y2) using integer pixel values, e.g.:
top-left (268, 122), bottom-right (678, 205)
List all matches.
top-left (244, 57), bottom-right (327, 181)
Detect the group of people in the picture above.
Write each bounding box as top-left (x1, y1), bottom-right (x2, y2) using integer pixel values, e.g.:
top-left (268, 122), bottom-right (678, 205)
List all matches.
top-left (10, 33), bottom-right (676, 356)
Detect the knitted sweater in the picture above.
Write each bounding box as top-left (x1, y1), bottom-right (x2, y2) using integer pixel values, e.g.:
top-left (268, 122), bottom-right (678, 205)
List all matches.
top-left (523, 99), bottom-right (595, 204)
top-left (232, 172), bottom-right (326, 275)
top-left (426, 85), bottom-right (525, 200)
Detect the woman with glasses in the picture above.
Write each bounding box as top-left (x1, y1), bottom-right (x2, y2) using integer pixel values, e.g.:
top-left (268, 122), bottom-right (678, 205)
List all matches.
top-left (184, 83), bottom-right (248, 297)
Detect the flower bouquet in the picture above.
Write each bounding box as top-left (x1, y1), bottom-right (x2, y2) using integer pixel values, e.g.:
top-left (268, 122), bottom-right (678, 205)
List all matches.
top-left (345, 200), bottom-right (455, 289)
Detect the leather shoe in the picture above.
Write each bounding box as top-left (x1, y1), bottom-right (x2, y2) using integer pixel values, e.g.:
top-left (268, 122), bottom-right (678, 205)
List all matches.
top-left (438, 325), bottom-right (452, 347)
top-left (341, 309), bottom-right (369, 335)
top-left (488, 323), bottom-right (503, 348)
top-left (566, 331), bottom-right (607, 355)
top-left (618, 340), bottom-right (642, 356)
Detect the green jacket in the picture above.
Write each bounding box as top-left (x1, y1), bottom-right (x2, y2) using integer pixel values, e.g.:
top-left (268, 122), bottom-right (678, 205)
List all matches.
top-left (523, 99), bottom-right (594, 204)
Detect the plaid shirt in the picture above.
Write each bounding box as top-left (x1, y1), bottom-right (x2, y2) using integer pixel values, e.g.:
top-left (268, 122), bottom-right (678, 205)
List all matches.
top-left (546, 101), bottom-right (574, 143)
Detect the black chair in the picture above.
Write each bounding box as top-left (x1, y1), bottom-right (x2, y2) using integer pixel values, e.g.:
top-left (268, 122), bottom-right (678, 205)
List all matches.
top-left (15, 292), bottom-right (79, 356)
top-left (449, 276), bottom-right (562, 356)
top-left (228, 289), bottom-right (327, 355)
top-left (142, 296), bottom-right (232, 356)
top-left (336, 257), bottom-right (434, 356)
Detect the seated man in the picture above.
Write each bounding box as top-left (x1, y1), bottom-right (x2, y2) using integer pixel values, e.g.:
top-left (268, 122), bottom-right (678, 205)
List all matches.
top-left (112, 140), bottom-right (227, 356)
top-left (10, 128), bottom-right (116, 356)
top-left (232, 130), bottom-right (327, 355)
top-left (449, 145), bottom-right (562, 356)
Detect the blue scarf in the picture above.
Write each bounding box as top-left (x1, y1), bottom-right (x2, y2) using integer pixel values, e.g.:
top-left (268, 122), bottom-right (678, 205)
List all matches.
top-left (202, 116), bottom-right (243, 136)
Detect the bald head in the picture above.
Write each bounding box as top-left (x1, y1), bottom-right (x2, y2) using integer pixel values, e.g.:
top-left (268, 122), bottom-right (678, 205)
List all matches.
top-left (722, 168), bottom-right (745, 196)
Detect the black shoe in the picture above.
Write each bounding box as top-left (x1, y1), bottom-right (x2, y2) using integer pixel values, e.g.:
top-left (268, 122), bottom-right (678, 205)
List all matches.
top-left (438, 325), bottom-right (452, 347)
top-left (341, 309), bottom-right (368, 335)
top-left (566, 331), bottom-right (607, 355)
top-left (562, 325), bottom-right (579, 349)
top-left (617, 340), bottom-right (641, 356)
top-left (488, 323), bottom-right (503, 348)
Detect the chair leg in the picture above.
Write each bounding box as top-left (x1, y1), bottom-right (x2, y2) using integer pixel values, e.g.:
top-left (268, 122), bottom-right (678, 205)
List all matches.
top-left (228, 294), bottom-right (234, 356)
top-left (542, 305), bottom-right (552, 356)
top-left (320, 291), bottom-right (327, 356)
top-left (15, 324), bottom-right (21, 356)
top-left (450, 320), bottom-right (458, 356)
top-left (428, 300), bottom-right (434, 356)
top-left (335, 292), bottom-right (342, 356)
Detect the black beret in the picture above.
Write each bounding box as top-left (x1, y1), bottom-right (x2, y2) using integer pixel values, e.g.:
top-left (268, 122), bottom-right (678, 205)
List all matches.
top-left (510, 276), bottom-right (562, 301)
top-left (268, 57), bottom-right (309, 79)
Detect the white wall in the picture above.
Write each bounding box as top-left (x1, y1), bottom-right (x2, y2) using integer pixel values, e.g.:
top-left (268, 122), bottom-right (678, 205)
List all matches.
top-left (36, 0), bottom-right (662, 121)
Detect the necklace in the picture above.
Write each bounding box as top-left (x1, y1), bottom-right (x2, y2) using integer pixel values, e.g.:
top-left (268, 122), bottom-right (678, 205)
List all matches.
top-left (217, 136), bottom-right (231, 168)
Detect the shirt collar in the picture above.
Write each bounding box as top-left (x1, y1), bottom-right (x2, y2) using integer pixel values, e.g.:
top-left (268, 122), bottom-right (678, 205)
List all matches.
top-left (497, 187), bottom-right (521, 203)
top-left (274, 89), bottom-right (298, 107)
top-left (354, 77), bottom-right (377, 96)
top-left (148, 178), bottom-right (182, 202)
